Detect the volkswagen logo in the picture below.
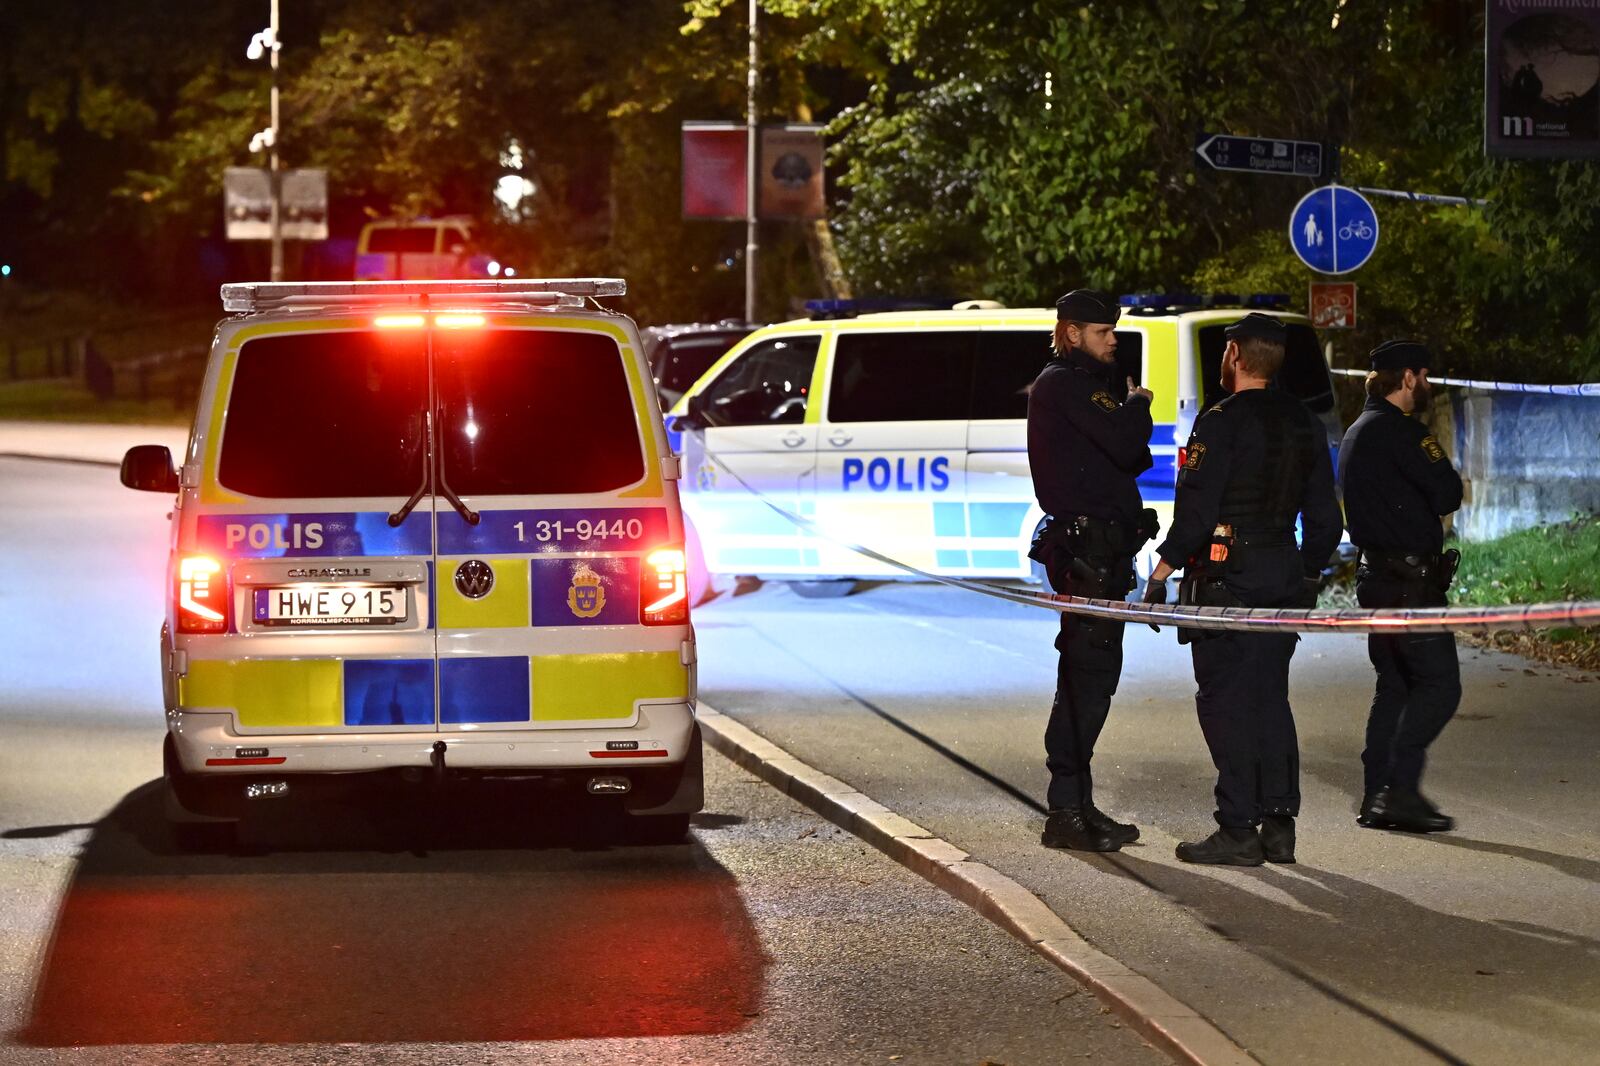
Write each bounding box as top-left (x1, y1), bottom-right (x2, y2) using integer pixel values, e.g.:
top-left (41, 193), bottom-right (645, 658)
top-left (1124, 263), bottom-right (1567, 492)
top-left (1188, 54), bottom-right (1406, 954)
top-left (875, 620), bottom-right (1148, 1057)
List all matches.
top-left (454, 559), bottom-right (495, 599)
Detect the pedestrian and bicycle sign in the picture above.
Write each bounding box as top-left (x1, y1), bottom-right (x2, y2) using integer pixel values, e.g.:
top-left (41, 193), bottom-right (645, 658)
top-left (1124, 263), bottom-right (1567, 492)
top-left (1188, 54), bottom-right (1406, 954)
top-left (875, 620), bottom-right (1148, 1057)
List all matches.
top-left (1289, 185), bottom-right (1379, 275)
top-left (1195, 133), bottom-right (1324, 177)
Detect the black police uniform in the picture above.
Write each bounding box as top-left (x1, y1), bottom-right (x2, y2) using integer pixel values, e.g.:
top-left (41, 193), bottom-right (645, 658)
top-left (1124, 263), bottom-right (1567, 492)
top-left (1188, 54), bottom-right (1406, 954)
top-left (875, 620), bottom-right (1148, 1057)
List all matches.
top-left (1338, 340), bottom-right (1464, 832)
top-left (1157, 315), bottom-right (1342, 852)
top-left (1027, 289), bottom-right (1153, 848)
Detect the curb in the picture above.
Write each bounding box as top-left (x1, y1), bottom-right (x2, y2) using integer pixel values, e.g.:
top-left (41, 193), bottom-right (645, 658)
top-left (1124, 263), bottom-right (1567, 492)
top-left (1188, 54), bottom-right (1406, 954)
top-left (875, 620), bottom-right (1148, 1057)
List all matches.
top-left (699, 705), bottom-right (1259, 1066)
top-left (0, 452), bottom-right (120, 468)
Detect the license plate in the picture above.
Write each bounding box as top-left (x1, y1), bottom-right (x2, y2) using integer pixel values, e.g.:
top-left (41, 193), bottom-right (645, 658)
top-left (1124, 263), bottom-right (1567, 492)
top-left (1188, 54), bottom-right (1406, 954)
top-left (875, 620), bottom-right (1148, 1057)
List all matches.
top-left (253, 585), bottom-right (407, 626)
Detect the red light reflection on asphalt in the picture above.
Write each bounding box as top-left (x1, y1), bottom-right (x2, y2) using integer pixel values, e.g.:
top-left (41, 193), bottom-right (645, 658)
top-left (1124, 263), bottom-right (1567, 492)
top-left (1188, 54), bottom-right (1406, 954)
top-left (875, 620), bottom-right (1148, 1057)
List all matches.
top-left (20, 818), bottom-right (764, 1044)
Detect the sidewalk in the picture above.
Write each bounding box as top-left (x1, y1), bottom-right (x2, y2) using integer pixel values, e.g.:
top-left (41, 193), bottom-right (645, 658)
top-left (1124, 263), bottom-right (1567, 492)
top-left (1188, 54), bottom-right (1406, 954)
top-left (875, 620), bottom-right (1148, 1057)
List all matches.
top-left (0, 420), bottom-right (187, 467)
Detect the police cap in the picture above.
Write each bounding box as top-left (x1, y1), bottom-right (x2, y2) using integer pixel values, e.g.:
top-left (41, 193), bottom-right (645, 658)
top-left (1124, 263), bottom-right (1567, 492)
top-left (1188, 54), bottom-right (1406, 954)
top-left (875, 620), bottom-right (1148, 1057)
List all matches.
top-left (1369, 339), bottom-right (1430, 373)
top-left (1054, 289), bottom-right (1120, 325)
top-left (1223, 312), bottom-right (1288, 344)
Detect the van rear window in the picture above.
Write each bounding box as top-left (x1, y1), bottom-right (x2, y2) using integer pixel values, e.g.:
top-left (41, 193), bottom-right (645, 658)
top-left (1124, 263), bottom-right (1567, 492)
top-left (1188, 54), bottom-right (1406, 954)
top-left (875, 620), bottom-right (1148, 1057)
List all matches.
top-left (219, 329), bottom-right (645, 499)
top-left (220, 331), bottom-right (429, 498)
top-left (366, 227), bottom-right (437, 254)
top-left (435, 330), bottom-right (644, 495)
top-left (1197, 323), bottom-right (1333, 411)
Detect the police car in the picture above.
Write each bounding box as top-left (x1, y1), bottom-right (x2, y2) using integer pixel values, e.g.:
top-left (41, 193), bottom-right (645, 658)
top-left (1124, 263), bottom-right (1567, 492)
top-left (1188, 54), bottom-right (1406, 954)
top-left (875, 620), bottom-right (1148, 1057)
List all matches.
top-left (120, 279), bottom-right (701, 847)
top-left (666, 294), bottom-right (1342, 600)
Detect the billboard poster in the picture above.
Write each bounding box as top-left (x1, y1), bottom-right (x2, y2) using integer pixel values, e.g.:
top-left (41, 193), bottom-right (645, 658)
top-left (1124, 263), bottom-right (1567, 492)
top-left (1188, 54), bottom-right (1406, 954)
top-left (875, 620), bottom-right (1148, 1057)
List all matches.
top-left (1485, 1), bottom-right (1600, 158)
top-left (681, 123), bottom-right (747, 220)
top-left (759, 125), bottom-right (826, 220)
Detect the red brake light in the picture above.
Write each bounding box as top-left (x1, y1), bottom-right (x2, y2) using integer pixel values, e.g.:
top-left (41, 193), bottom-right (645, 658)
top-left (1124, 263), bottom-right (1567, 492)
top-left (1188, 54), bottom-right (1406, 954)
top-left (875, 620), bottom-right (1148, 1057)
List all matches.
top-left (641, 547), bottom-right (688, 625)
top-left (435, 312), bottom-right (485, 329)
top-left (176, 555), bottom-right (228, 633)
top-left (374, 313), bottom-right (426, 329)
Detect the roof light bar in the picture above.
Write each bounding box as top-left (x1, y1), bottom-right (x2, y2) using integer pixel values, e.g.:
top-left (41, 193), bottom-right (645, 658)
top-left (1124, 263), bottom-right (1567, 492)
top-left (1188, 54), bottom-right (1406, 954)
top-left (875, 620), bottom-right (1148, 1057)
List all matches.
top-left (221, 278), bottom-right (626, 313)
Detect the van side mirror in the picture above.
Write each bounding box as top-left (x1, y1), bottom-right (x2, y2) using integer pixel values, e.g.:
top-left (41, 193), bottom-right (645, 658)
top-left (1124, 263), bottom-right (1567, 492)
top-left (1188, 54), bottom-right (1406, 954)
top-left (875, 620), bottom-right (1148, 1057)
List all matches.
top-left (672, 393), bottom-right (709, 431)
top-left (121, 445), bottom-right (179, 493)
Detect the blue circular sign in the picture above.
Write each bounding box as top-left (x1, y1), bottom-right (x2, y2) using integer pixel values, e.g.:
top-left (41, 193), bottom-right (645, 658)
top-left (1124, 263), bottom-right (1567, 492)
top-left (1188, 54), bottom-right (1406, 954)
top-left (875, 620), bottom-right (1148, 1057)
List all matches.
top-left (1288, 185), bottom-right (1379, 275)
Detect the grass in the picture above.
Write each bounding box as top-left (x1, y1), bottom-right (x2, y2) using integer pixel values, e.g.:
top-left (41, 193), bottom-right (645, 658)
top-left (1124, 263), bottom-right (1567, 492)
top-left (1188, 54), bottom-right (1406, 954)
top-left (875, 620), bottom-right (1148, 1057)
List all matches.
top-left (1325, 514), bottom-right (1600, 671)
top-left (0, 378), bottom-right (193, 426)
top-left (1450, 514), bottom-right (1600, 671)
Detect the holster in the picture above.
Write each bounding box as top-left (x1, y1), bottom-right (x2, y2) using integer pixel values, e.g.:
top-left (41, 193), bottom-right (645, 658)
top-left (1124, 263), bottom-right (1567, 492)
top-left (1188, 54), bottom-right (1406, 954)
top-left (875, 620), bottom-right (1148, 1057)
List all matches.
top-left (1358, 548), bottom-right (1459, 608)
top-left (1175, 566), bottom-right (1240, 645)
top-left (1030, 516), bottom-right (1139, 600)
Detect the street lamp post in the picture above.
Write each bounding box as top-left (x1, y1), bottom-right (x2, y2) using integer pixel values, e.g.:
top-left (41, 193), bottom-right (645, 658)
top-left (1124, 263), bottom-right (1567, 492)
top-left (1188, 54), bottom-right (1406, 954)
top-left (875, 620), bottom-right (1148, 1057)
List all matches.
top-left (744, 0), bottom-right (758, 323)
top-left (247, 0), bottom-right (283, 281)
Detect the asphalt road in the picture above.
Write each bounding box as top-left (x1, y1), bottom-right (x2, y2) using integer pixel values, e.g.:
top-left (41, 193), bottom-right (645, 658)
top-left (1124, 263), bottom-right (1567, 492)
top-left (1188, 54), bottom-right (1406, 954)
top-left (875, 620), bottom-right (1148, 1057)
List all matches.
top-left (693, 577), bottom-right (1600, 1065)
top-left (0, 455), bottom-right (1162, 1066)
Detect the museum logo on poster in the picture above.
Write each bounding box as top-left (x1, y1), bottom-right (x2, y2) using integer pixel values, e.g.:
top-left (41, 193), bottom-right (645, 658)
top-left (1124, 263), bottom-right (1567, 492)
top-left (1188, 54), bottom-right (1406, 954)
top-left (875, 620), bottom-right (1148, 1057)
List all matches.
top-left (1486, 1), bottom-right (1600, 158)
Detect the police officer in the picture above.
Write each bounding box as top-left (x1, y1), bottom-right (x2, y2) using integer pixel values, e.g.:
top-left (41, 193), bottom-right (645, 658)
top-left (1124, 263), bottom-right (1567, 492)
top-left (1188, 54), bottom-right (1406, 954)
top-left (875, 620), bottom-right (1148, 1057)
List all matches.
top-left (1338, 340), bottom-right (1464, 833)
top-left (1028, 288), bottom-right (1158, 852)
top-left (1143, 313), bottom-right (1342, 865)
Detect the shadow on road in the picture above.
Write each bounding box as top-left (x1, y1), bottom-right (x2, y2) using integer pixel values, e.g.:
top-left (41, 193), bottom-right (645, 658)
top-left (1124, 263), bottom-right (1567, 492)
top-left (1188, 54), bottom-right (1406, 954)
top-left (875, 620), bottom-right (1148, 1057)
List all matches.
top-left (10, 781), bottom-right (767, 1047)
top-left (1113, 852), bottom-right (1600, 1058)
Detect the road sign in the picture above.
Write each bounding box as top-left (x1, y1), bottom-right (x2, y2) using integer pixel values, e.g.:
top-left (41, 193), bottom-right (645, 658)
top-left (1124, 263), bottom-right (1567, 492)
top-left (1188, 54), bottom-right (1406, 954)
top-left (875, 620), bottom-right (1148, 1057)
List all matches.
top-left (1309, 282), bottom-right (1357, 329)
top-left (1289, 185), bottom-right (1379, 274)
top-left (224, 167), bottom-right (328, 240)
top-left (1195, 134), bottom-right (1323, 177)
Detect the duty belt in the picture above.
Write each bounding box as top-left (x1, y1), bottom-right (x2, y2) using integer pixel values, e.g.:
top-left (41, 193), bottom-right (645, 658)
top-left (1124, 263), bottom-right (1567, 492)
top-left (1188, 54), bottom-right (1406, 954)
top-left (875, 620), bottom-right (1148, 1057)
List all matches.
top-left (1231, 529), bottom-right (1296, 548)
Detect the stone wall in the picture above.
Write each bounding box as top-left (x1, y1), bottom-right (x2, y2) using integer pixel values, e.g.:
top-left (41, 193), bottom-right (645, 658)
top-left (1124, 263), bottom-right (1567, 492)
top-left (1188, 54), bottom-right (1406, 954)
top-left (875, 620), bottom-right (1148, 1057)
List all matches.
top-left (1443, 392), bottom-right (1600, 541)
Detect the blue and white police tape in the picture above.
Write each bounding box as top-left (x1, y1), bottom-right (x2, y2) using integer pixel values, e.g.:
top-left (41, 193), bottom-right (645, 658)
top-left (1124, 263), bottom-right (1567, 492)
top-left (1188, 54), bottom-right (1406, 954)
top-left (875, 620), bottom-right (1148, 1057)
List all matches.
top-left (1328, 367), bottom-right (1600, 397)
top-left (698, 446), bottom-right (1600, 635)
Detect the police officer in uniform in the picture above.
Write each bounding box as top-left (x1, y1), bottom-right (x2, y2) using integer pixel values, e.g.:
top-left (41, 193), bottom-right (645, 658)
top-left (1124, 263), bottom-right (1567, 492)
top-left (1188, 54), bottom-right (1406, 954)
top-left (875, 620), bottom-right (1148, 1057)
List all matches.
top-left (1143, 313), bottom-right (1342, 865)
top-left (1338, 340), bottom-right (1464, 833)
top-left (1028, 289), bottom-right (1159, 852)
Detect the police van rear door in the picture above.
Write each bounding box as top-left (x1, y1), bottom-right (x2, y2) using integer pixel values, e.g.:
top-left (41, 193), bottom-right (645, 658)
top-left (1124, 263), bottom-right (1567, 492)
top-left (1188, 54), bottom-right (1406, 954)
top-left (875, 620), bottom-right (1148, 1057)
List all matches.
top-left (191, 323), bottom-right (439, 735)
top-left (430, 318), bottom-right (685, 731)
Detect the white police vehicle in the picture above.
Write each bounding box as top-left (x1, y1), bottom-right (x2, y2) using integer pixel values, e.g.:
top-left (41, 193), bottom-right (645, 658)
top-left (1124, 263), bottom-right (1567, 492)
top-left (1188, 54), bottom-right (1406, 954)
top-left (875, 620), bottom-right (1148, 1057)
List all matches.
top-left (121, 279), bottom-right (701, 847)
top-left (667, 295), bottom-right (1342, 600)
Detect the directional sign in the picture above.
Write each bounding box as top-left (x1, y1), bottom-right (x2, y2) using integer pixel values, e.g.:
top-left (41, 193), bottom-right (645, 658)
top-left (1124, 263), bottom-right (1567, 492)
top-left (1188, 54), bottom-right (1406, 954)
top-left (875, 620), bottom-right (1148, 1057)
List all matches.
top-left (1289, 185), bottom-right (1379, 275)
top-left (1195, 134), bottom-right (1323, 177)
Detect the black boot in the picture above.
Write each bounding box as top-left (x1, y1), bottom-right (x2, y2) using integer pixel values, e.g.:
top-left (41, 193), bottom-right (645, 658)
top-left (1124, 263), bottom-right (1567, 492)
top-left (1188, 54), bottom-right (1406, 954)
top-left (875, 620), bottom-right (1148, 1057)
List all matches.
top-left (1175, 825), bottom-right (1265, 866)
top-left (1086, 805), bottom-right (1140, 846)
top-left (1260, 815), bottom-right (1296, 863)
top-left (1357, 790), bottom-right (1386, 828)
top-left (1370, 786), bottom-right (1455, 833)
top-left (1042, 808), bottom-right (1122, 852)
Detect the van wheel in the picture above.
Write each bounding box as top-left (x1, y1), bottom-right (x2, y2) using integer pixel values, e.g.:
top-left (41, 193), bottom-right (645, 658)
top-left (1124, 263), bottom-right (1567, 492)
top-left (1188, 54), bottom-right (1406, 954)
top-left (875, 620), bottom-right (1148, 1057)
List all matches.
top-left (789, 580), bottom-right (856, 599)
top-left (169, 820), bottom-right (237, 853)
top-left (625, 813), bottom-right (692, 844)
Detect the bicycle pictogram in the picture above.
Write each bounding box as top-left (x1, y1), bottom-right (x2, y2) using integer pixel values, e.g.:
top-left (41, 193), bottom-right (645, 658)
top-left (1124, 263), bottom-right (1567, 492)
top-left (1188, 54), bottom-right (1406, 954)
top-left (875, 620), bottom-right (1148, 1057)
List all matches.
top-left (1339, 218), bottom-right (1374, 241)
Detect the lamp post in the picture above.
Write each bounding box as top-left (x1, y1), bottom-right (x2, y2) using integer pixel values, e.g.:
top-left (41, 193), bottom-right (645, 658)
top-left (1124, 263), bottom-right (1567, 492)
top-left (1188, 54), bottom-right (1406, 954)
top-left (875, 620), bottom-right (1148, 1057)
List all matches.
top-left (247, 0), bottom-right (283, 281)
top-left (744, 0), bottom-right (758, 323)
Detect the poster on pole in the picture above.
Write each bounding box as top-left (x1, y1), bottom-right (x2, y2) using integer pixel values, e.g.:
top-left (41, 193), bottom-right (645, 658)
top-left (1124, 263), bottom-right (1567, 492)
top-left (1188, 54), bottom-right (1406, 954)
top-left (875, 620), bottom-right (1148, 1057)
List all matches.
top-left (758, 125), bottom-right (825, 220)
top-left (1485, 1), bottom-right (1600, 158)
top-left (681, 123), bottom-right (747, 220)
top-left (223, 167), bottom-right (329, 240)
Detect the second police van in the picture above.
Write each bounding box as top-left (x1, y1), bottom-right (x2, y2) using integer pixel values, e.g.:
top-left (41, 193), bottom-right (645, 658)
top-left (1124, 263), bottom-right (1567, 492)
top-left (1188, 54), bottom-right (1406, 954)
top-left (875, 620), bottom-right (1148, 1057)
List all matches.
top-left (667, 295), bottom-right (1341, 600)
top-left (121, 278), bottom-right (701, 847)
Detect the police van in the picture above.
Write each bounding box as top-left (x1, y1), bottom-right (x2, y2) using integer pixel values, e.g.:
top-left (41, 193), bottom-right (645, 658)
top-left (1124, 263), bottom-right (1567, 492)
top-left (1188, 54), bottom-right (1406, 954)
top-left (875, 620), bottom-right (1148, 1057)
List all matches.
top-left (120, 279), bottom-right (701, 846)
top-left (666, 295), bottom-right (1340, 600)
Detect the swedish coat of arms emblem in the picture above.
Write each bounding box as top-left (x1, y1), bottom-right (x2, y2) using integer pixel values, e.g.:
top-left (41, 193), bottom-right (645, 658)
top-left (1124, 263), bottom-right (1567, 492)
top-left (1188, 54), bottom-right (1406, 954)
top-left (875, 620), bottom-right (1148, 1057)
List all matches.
top-left (567, 564), bottom-right (607, 618)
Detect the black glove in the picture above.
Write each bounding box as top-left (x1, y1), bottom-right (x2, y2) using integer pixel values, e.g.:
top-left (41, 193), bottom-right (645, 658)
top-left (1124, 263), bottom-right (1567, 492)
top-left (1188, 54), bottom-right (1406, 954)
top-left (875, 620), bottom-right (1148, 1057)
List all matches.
top-left (1140, 576), bottom-right (1167, 631)
top-left (1136, 507), bottom-right (1160, 545)
top-left (1296, 576), bottom-right (1322, 609)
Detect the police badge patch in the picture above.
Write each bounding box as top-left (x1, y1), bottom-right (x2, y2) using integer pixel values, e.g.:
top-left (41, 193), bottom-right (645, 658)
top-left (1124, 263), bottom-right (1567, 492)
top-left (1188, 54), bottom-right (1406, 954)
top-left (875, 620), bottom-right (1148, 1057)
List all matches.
top-left (567, 564), bottom-right (607, 618)
top-left (1419, 434), bottom-right (1445, 463)
top-left (1183, 442), bottom-right (1207, 470)
top-left (1090, 391), bottom-right (1118, 411)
